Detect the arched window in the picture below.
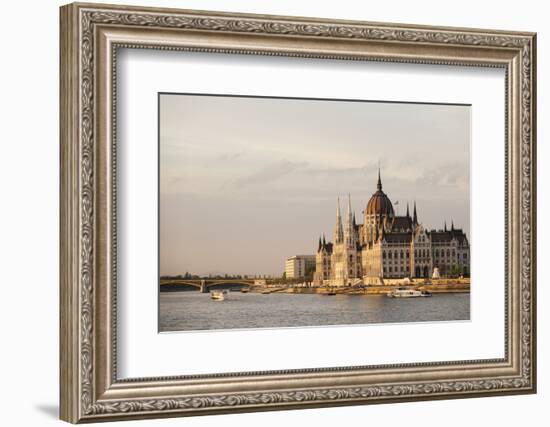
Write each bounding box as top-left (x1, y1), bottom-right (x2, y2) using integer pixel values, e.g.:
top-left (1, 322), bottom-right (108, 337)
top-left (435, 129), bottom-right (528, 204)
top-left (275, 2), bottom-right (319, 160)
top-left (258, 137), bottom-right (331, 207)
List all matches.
top-left (389, 252), bottom-right (393, 259)
top-left (382, 251), bottom-right (386, 259)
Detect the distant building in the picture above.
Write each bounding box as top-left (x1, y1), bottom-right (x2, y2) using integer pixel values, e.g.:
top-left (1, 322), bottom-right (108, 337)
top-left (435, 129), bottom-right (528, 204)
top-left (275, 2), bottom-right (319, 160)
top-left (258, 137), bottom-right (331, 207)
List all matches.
top-left (313, 169), bottom-right (470, 286)
top-left (285, 255), bottom-right (316, 279)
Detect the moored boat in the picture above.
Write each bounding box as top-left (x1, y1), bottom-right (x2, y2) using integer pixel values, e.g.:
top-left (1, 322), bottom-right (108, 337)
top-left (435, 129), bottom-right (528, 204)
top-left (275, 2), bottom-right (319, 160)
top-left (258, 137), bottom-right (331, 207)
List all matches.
top-left (387, 288), bottom-right (422, 298)
top-left (210, 290), bottom-right (227, 301)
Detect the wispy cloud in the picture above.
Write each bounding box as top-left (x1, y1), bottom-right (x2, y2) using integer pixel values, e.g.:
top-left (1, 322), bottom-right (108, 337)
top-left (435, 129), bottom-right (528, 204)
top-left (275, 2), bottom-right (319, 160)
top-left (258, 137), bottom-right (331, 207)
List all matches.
top-left (414, 162), bottom-right (468, 188)
top-left (302, 165), bottom-right (367, 177)
top-left (218, 151), bottom-right (244, 161)
top-left (233, 159), bottom-right (309, 187)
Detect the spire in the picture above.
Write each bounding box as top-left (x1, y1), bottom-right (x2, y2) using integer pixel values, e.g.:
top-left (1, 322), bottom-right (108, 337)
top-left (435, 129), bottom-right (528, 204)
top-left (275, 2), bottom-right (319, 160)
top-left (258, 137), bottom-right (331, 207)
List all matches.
top-left (344, 193), bottom-right (356, 247)
top-left (353, 212), bottom-right (356, 227)
top-left (333, 197), bottom-right (343, 243)
top-left (444, 220), bottom-right (447, 232)
top-left (377, 166), bottom-right (382, 191)
top-left (413, 201), bottom-right (418, 224)
top-left (322, 234), bottom-right (326, 247)
top-left (451, 219), bottom-right (455, 231)
top-left (406, 202), bottom-right (410, 218)
top-left (318, 236), bottom-right (322, 252)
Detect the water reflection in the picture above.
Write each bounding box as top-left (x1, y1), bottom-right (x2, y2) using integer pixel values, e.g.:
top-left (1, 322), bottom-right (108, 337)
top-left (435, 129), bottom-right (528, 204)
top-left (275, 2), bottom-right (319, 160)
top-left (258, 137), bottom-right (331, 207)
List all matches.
top-left (159, 291), bottom-right (470, 332)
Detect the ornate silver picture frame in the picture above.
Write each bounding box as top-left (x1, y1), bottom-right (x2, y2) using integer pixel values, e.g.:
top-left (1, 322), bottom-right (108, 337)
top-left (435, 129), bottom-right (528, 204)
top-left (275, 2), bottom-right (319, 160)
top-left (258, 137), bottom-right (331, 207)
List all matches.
top-left (60, 2), bottom-right (536, 423)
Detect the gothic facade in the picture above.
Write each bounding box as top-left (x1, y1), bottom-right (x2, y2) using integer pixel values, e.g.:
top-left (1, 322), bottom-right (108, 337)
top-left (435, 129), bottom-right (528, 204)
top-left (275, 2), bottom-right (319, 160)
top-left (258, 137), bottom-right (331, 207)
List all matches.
top-left (313, 171), bottom-right (470, 286)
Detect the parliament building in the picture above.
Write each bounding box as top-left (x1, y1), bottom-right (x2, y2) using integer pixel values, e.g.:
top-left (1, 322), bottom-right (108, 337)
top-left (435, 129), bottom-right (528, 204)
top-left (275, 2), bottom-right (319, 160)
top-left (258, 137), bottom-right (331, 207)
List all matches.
top-left (313, 171), bottom-right (470, 286)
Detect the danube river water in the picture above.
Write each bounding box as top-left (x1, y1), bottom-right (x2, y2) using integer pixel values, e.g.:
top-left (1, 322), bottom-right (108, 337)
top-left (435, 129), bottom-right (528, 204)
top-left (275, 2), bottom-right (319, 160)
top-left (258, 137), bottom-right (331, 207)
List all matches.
top-left (159, 291), bottom-right (470, 332)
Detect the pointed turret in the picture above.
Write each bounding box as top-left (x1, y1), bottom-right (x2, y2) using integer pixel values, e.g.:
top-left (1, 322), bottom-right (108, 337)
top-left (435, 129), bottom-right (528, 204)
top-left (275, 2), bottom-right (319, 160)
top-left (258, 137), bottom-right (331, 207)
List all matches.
top-left (344, 193), bottom-right (357, 248)
top-left (318, 236), bottom-right (322, 252)
top-left (333, 197), bottom-right (344, 244)
top-left (451, 220), bottom-right (455, 231)
top-left (413, 201), bottom-right (418, 224)
top-left (377, 167), bottom-right (382, 191)
top-left (406, 202), bottom-right (410, 218)
top-left (444, 220), bottom-right (448, 232)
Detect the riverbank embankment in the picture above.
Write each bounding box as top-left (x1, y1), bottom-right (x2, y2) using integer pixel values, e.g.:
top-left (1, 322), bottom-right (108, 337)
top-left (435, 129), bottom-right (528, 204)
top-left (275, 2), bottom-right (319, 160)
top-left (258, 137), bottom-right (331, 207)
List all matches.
top-left (250, 279), bottom-right (470, 295)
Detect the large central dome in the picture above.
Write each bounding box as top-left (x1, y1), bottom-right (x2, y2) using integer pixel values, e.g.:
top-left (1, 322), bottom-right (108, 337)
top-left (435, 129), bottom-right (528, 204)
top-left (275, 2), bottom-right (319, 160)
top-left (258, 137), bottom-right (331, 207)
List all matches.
top-left (366, 170), bottom-right (394, 216)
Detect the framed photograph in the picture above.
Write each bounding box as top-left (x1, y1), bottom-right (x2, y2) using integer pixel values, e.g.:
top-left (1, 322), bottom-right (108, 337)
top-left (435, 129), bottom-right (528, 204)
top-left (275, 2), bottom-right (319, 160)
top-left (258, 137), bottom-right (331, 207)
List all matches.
top-left (60, 2), bottom-right (537, 423)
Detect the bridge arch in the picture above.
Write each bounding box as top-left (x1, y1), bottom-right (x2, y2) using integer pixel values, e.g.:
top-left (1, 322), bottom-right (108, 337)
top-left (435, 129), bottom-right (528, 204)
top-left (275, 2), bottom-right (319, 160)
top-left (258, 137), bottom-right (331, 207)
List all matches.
top-left (160, 279), bottom-right (255, 292)
top-left (206, 281), bottom-right (252, 288)
top-left (160, 280), bottom-right (201, 289)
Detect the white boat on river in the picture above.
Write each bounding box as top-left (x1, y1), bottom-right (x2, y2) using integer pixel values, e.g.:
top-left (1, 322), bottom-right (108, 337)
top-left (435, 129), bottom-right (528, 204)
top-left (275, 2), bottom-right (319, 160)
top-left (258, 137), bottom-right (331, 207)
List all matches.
top-left (387, 288), bottom-right (432, 298)
top-left (210, 290), bottom-right (227, 301)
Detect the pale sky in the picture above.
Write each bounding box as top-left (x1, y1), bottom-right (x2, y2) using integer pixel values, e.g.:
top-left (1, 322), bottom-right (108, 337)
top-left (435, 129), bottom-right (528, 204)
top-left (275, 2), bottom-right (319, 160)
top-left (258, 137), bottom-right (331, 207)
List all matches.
top-left (160, 94), bottom-right (470, 276)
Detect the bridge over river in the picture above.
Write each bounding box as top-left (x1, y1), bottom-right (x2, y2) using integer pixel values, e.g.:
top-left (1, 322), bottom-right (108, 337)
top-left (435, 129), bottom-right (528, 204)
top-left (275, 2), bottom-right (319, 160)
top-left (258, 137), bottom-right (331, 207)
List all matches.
top-left (160, 278), bottom-right (266, 293)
